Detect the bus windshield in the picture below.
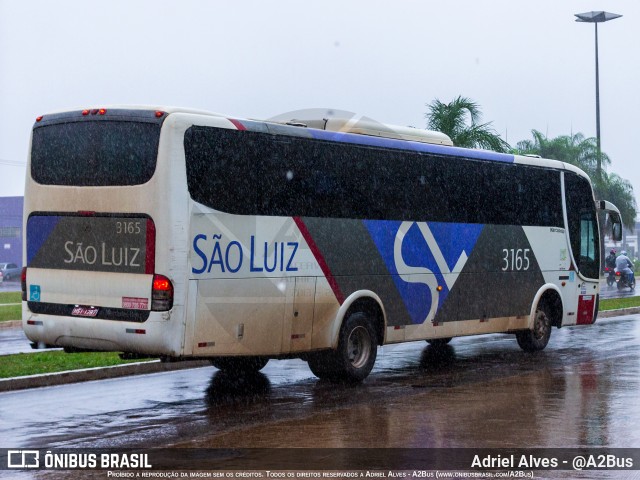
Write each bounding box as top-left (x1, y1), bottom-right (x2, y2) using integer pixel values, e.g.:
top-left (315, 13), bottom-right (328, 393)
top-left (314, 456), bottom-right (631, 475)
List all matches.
top-left (31, 119), bottom-right (161, 187)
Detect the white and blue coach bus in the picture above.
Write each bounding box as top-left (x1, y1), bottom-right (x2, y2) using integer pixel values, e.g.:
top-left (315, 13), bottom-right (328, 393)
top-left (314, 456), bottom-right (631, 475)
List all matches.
top-left (22, 106), bottom-right (622, 382)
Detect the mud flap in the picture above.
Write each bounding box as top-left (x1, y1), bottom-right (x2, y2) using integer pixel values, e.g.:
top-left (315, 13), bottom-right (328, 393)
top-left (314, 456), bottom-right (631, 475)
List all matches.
top-left (577, 294), bottom-right (596, 325)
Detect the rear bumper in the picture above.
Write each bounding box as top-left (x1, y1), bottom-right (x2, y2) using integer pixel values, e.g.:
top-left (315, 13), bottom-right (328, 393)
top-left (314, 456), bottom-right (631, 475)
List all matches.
top-left (22, 303), bottom-right (183, 356)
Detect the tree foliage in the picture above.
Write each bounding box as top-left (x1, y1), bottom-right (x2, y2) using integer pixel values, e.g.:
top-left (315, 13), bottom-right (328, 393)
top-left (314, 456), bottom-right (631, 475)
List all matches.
top-left (515, 130), bottom-right (610, 179)
top-left (598, 173), bottom-right (637, 233)
top-left (425, 96), bottom-right (510, 152)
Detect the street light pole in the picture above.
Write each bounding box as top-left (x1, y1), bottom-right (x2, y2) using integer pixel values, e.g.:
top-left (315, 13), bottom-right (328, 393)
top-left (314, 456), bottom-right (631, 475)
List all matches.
top-left (594, 21), bottom-right (601, 179)
top-left (575, 11), bottom-right (622, 182)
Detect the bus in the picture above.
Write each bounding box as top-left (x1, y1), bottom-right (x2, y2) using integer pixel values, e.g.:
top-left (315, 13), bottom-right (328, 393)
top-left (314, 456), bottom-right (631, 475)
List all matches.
top-left (22, 106), bottom-right (623, 382)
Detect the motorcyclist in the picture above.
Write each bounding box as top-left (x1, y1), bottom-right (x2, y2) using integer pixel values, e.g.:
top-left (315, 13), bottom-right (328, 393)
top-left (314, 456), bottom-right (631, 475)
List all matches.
top-left (615, 250), bottom-right (634, 285)
top-left (605, 249), bottom-right (617, 270)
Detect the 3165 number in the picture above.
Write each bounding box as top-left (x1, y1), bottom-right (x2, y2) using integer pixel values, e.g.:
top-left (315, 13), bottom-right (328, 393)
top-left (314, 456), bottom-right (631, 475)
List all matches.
top-left (502, 248), bottom-right (531, 271)
top-left (115, 221), bottom-right (141, 235)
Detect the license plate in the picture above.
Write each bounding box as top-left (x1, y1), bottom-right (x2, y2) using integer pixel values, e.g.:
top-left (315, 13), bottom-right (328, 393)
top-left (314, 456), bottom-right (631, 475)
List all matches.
top-left (71, 306), bottom-right (99, 317)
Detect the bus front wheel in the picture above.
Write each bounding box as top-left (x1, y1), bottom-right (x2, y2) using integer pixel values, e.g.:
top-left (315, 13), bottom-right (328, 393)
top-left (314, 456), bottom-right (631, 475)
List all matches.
top-left (210, 356), bottom-right (269, 373)
top-left (308, 312), bottom-right (378, 382)
top-left (516, 304), bottom-right (551, 352)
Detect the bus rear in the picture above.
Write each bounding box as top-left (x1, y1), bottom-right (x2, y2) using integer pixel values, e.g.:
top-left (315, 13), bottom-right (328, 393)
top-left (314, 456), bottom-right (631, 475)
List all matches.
top-left (22, 108), bottom-right (185, 356)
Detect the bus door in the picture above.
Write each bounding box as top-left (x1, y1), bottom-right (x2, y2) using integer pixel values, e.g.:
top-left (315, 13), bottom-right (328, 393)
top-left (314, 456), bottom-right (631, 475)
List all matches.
top-left (282, 276), bottom-right (316, 353)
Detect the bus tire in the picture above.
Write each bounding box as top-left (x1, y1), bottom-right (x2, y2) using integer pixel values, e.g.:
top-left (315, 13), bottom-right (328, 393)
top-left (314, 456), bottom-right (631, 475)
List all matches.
top-left (210, 356), bottom-right (269, 373)
top-left (426, 338), bottom-right (452, 347)
top-left (307, 351), bottom-right (336, 379)
top-left (516, 304), bottom-right (552, 352)
top-left (327, 312), bottom-right (378, 382)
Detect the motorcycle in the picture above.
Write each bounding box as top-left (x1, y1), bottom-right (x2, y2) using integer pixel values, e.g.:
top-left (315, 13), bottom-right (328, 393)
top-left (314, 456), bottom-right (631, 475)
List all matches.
top-left (615, 268), bottom-right (636, 291)
top-left (605, 266), bottom-right (616, 287)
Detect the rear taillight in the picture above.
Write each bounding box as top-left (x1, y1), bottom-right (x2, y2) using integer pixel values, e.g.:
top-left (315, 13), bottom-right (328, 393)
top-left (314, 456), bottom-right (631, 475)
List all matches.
top-left (616, 271), bottom-right (621, 277)
top-left (21, 267), bottom-right (27, 301)
top-left (151, 274), bottom-right (173, 311)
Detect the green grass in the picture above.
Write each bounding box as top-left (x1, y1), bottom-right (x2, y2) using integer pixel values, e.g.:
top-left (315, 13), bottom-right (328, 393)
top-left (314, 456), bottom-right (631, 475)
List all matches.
top-left (0, 292), bottom-right (21, 322)
top-left (600, 296), bottom-right (640, 311)
top-left (0, 292), bottom-right (21, 304)
top-left (0, 307), bottom-right (20, 322)
top-left (0, 351), bottom-right (154, 379)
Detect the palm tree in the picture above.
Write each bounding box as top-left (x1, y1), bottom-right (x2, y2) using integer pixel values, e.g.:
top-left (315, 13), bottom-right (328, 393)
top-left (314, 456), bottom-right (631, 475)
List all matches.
top-left (515, 130), bottom-right (610, 179)
top-left (425, 96), bottom-right (510, 152)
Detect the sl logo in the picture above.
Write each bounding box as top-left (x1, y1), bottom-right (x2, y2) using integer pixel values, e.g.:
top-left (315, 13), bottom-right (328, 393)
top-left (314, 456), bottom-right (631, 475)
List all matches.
top-left (393, 221), bottom-right (470, 323)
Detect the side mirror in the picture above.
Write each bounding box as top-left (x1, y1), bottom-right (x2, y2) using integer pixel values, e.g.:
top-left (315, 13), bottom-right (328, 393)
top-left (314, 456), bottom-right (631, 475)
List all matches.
top-left (596, 200), bottom-right (623, 242)
top-left (611, 218), bottom-right (623, 242)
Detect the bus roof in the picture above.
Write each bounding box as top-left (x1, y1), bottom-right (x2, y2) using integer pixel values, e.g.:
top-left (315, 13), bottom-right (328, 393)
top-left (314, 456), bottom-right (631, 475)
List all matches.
top-left (272, 117), bottom-right (454, 146)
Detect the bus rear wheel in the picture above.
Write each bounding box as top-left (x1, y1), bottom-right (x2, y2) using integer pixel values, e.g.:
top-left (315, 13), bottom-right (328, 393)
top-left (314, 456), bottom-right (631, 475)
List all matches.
top-left (210, 356), bottom-right (269, 373)
top-left (308, 312), bottom-right (378, 382)
top-left (516, 304), bottom-right (551, 352)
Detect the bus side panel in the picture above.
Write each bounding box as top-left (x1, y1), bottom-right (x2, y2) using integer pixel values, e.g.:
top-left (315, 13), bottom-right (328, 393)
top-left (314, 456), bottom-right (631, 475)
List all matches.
top-left (188, 212), bottom-right (324, 356)
top-left (289, 276), bottom-right (316, 353)
top-left (311, 276), bottom-right (340, 350)
top-left (192, 277), bottom-right (287, 356)
top-left (522, 225), bottom-right (588, 326)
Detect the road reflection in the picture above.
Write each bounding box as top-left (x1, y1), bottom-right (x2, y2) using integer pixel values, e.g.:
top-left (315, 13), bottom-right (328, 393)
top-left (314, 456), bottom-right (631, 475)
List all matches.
top-left (205, 370), bottom-right (271, 407)
top-left (191, 318), bottom-right (640, 450)
top-left (419, 344), bottom-right (456, 370)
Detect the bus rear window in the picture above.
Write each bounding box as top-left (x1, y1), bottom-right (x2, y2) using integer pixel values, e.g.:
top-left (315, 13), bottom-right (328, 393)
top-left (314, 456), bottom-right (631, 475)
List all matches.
top-left (31, 120), bottom-right (160, 186)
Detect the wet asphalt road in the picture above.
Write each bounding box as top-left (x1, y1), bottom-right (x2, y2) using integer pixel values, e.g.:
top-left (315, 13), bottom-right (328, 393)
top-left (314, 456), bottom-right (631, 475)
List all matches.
top-left (3, 314), bottom-right (640, 455)
top-left (599, 279), bottom-right (638, 300)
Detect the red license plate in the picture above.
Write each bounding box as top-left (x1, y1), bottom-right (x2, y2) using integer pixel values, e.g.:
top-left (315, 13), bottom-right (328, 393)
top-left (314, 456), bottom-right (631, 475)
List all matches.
top-left (71, 306), bottom-right (99, 317)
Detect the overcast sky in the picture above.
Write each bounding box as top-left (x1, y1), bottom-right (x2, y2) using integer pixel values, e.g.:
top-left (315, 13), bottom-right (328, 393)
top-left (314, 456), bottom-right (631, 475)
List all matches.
top-left (1, 1), bottom-right (638, 215)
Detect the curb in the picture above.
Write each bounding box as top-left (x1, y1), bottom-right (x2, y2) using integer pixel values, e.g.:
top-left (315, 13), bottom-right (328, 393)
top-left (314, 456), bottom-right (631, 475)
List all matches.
top-left (0, 359), bottom-right (211, 392)
top-left (0, 320), bottom-right (21, 329)
top-left (598, 307), bottom-right (640, 318)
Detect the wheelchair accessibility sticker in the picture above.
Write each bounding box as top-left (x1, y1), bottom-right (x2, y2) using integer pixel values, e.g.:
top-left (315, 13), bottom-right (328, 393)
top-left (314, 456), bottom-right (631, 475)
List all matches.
top-left (29, 285), bottom-right (41, 302)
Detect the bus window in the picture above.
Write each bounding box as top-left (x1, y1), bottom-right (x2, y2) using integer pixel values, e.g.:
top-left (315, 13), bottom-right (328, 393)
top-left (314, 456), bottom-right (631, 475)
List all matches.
top-left (580, 214), bottom-right (597, 265)
top-left (31, 113), bottom-right (162, 186)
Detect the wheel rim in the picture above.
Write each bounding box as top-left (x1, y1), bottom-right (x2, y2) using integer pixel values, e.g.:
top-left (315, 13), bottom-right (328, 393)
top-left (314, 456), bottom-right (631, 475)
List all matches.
top-left (347, 326), bottom-right (372, 368)
top-left (533, 309), bottom-right (550, 340)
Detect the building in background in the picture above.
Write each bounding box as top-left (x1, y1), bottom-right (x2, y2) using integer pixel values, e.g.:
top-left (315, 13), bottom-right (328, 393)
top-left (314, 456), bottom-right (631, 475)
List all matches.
top-left (604, 221), bottom-right (639, 261)
top-left (0, 196), bottom-right (24, 267)
top-left (625, 222), bottom-right (639, 260)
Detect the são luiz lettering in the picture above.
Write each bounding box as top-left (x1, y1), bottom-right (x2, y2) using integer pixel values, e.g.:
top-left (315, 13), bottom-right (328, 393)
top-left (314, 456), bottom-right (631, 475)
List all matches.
top-left (63, 241), bottom-right (141, 268)
top-left (471, 454), bottom-right (558, 468)
top-left (192, 234), bottom-right (299, 274)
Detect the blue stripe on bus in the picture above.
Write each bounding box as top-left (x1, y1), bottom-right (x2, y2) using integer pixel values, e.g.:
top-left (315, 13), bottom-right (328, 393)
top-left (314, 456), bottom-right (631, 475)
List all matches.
top-left (307, 129), bottom-right (515, 163)
top-left (26, 215), bottom-right (61, 265)
top-left (234, 118), bottom-right (514, 163)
